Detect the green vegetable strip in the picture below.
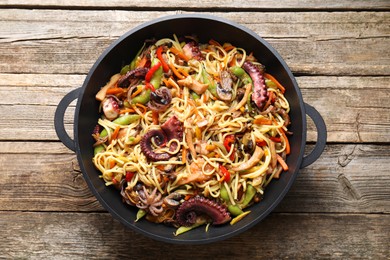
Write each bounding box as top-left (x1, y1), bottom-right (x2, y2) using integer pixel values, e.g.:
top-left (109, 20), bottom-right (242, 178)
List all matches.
top-left (100, 114), bottom-right (141, 137)
top-left (202, 65), bottom-right (217, 97)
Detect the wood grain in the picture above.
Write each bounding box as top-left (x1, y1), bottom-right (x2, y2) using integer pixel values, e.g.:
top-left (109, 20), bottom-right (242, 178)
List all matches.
top-left (0, 211), bottom-right (388, 259)
top-left (0, 10), bottom-right (389, 75)
top-left (0, 0), bottom-right (389, 10)
top-left (0, 142), bottom-right (389, 214)
top-left (0, 4), bottom-right (389, 259)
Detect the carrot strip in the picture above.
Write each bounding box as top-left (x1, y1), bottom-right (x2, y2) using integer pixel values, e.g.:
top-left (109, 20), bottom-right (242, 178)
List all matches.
top-left (276, 154), bottom-right (289, 171)
top-left (130, 86), bottom-right (143, 98)
top-left (135, 103), bottom-right (148, 114)
top-left (162, 78), bottom-right (170, 87)
top-left (169, 47), bottom-right (189, 62)
top-left (263, 91), bottom-right (275, 111)
top-left (152, 111), bottom-right (159, 125)
top-left (156, 165), bottom-right (165, 171)
top-left (111, 126), bottom-right (121, 141)
top-left (228, 55), bottom-right (237, 67)
top-left (253, 118), bottom-right (273, 125)
top-left (95, 73), bottom-right (121, 101)
top-left (279, 129), bottom-right (290, 155)
top-left (169, 62), bottom-right (186, 80)
top-left (182, 148), bottom-right (187, 164)
top-left (218, 175), bottom-right (225, 183)
top-left (264, 73), bottom-right (286, 93)
top-left (223, 44), bottom-right (235, 52)
top-left (106, 87), bottom-right (124, 95)
top-left (177, 67), bottom-right (189, 77)
top-left (109, 159), bottom-right (116, 169)
top-left (119, 108), bottom-right (135, 114)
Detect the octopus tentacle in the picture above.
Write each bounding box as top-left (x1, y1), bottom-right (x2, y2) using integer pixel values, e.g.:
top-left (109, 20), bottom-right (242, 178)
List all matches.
top-left (118, 67), bottom-right (148, 88)
top-left (160, 115), bottom-right (183, 152)
top-left (243, 61), bottom-right (268, 109)
top-left (140, 129), bottom-right (171, 161)
top-left (175, 196), bottom-right (231, 226)
top-left (140, 115), bottom-right (184, 161)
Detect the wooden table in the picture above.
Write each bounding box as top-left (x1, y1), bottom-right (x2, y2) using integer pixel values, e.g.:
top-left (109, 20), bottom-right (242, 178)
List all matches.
top-left (1, 1), bottom-right (389, 259)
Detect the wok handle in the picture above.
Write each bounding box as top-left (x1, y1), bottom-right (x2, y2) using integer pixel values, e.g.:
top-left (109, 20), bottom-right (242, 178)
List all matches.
top-left (300, 103), bottom-right (327, 168)
top-left (54, 88), bottom-right (81, 152)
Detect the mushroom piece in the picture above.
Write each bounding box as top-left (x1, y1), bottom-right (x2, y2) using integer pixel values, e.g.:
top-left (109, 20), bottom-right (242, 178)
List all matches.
top-left (216, 70), bottom-right (233, 101)
top-left (177, 76), bottom-right (209, 95)
top-left (241, 132), bottom-right (255, 154)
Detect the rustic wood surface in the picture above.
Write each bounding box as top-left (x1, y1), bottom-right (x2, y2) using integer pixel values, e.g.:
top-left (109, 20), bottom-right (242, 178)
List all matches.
top-left (0, 1), bottom-right (389, 259)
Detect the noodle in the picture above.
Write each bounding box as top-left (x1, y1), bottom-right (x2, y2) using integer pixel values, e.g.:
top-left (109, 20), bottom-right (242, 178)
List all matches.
top-left (92, 36), bottom-right (291, 233)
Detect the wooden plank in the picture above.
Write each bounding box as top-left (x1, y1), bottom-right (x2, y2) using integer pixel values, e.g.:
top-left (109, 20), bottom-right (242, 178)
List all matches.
top-left (0, 0), bottom-right (389, 10)
top-left (297, 76), bottom-right (390, 143)
top-left (0, 10), bottom-right (389, 75)
top-left (0, 142), bottom-right (389, 213)
top-left (0, 211), bottom-right (388, 259)
top-left (1, 74), bottom-right (389, 143)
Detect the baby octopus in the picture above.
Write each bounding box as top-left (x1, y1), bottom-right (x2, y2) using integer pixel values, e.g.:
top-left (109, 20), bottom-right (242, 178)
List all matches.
top-left (137, 186), bottom-right (164, 217)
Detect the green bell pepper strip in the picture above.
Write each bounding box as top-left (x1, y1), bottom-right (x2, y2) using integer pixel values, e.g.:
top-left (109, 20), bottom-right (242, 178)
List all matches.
top-left (131, 89), bottom-right (151, 104)
top-left (265, 78), bottom-right (277, 89)
top-left (220, 182), bottom-right (256, 216)
top-left (174, 222), bottom-right (205, 236)
top-left (230, 66), bottom-right (252, 85)
top-left (201, 65), bottom-right (217, 97)
top-left (93, 144), bottom-right (105, 155)
top-left (120, 64), bottom-right (131, 75)
top-left (220, 184), bottom-right (230, 202)
top-left (228, 204), bottom-right (244, 217)
top-left (113, 114), bottom-right (141, 125)
top-left (131, 58), bottom-right (162, 105)
top-left (100, 114), bottom-right (141, 137)
top-left (220, 183), bottom-right (244, 216)
top-left (190, 91), bottom-right (200, 100)
top-left (135, 209), bottom-right (147, 222)
top-left (241, 184), bottom-right (256, 208)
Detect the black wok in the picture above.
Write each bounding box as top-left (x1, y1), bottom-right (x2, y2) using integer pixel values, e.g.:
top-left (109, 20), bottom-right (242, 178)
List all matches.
top-left (55, 14), bottom-right (327, 244)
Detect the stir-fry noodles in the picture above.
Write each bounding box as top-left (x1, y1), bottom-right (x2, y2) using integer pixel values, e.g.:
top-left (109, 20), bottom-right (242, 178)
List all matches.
top-left (92, 36), bottom-right (291, 234)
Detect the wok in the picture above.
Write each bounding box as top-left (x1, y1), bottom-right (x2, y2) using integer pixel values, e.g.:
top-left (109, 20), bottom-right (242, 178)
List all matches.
top-left (54, 14), bottom-right (327, 244)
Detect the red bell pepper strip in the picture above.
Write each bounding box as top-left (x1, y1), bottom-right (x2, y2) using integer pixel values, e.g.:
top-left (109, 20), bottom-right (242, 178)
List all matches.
top-left (219, 165), bottom-right (231, 182)
top-left (145, 62), bottom-right (161, 83)
top-left (223, 134), bottom-right (236, 160)
top-left (156, 46), bottom-right (169, 73)
top-left (125, 172), bottom-right (135, 182)
top-left (256, 140), bottom-right (267, 147)
top-left (223, 135), bottom-right (235, 151)
top-left (269, 136), bottom-right (281, 142)
top-left (145, 82), bottom-right (155, 92)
